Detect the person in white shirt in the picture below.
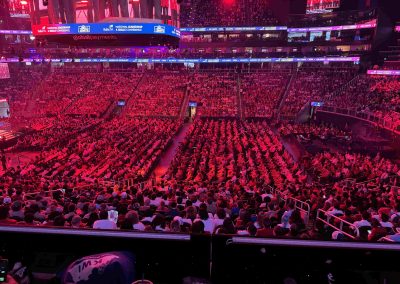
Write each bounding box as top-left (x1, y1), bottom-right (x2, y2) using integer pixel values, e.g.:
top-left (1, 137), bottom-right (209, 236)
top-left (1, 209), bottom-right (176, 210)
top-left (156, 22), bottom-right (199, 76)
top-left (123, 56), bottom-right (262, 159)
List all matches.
top-left (93, 210), bottom-right (117, 230)
top-left (380, 213), bottom-right (393, 229)
top-left (327, 202), bottom-right (344, 216)
top-left (280, 202), bottom-right (295, 229)
top-left (353, 211), bottom-right (371, 229)
top-left (125, 210), bottom-right (145, 231)
top-left (213, 208), bottom-right (226, 228)
top-left (195, 208), bottom-right (215, 234)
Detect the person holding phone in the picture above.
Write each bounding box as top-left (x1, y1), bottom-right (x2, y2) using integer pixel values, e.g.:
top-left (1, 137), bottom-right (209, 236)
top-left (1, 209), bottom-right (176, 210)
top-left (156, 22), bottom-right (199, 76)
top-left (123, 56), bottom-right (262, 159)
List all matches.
top-left (368, 219), bottom-right (387, 241)
top-left (0, 260), bottom-right (19, 284)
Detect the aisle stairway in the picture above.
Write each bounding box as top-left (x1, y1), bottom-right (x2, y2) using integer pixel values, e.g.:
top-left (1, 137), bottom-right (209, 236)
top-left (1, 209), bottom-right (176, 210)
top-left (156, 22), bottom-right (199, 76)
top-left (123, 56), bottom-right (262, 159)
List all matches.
top-left (237, 74), bottom-right (244, 120)
top-left (277, 70), bottom-right (297, 120)
top-left (0, 129), bottom-right (17, 141)
top-left (152, 122), bottom-right (192, 181)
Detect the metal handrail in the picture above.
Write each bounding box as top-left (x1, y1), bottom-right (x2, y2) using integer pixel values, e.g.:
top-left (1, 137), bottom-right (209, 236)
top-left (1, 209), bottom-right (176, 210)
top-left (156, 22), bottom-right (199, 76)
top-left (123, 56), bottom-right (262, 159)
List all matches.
top-left (271, 187), bottom-right (311, 225)
top-left (24, 188), bottom-right (63, 197)
top-left (290, 197), bottom-right (311, 225)
top-left (317, 106), bottom-right (400, 135)
top-left (316, 209), bottom-right (359, 240)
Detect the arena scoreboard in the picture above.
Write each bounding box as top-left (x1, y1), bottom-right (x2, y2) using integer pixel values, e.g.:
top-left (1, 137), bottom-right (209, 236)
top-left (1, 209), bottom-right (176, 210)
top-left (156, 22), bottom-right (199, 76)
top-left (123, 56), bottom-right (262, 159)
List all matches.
top-left (307, 0), bottom-right (340, 13)
top-left (29, 0), bottom-right (180, 47)
top-left (32, 23), bottom-right (180, 47)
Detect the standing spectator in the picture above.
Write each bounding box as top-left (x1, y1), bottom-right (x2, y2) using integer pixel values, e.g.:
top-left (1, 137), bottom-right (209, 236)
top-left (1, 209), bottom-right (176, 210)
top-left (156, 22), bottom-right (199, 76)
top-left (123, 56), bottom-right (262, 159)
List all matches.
top-left (88, 0), bottom-right (107, 22)
top-left (111, 0), bottom-right (129, 17)
top-left (161, 0), bottom-right (169, 23)
top-left (143, 0), bottom-right (161, 19)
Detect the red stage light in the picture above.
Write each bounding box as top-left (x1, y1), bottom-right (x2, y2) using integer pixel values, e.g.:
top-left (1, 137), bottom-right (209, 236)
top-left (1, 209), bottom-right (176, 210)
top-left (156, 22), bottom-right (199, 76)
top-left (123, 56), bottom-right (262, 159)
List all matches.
top-left (20, 0), bottom-right (28, 5)
top-left (223, 0), bottom-right (234, 5)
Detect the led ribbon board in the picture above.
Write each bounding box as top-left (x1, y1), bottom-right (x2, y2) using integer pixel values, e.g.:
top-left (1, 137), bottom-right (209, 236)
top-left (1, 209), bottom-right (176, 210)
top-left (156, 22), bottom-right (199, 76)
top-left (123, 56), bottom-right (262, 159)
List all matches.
top-left (367, 70), bottom-right (400, 76)
top-left (32, 23), bottom-right (180, 37)
top-left (0, 57), bottom-right (360, 63)
top-left (0, 30), bottom-right (32, 34)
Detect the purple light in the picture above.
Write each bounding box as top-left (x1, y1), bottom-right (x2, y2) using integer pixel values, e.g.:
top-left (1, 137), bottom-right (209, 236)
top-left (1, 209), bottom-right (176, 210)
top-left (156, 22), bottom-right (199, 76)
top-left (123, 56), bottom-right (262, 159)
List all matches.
top-left (288, 20), bottom-right (377, 33)
top-left (0, 57), bottom-right (361, 64)
top-left (0, 29), bottom-right (32, 35)
top-left (367, 70), bottom-right (400, 76)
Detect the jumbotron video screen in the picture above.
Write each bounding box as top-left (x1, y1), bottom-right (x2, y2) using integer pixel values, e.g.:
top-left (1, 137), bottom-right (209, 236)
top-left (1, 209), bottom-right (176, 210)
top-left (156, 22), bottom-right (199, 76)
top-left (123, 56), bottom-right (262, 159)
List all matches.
top-left (0, 63), bottom-right (10, 79)
top-left (30, 0), bottom-right (180, 46)
top-left (307, 0), bottom-right (340, 12)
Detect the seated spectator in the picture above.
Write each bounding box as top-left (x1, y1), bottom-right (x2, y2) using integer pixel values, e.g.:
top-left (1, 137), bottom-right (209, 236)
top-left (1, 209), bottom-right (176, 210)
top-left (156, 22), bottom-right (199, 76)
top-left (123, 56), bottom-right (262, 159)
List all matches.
top-left (368, 219), bottom-right (387, 241)
top-left (0, 205), bottom-right (17, 225)
top-left (93, 210), bottom-right (117, 230)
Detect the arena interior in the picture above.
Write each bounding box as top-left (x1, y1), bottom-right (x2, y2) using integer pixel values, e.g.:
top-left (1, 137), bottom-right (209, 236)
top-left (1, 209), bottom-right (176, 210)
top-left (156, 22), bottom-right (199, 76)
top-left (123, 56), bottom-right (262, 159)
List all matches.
top-left (0, 0), bottom-right (400, 283)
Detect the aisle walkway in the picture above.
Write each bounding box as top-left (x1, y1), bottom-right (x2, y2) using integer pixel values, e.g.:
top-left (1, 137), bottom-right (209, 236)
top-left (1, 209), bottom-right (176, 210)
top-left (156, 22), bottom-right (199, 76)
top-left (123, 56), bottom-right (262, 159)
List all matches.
top-left (153, 122), bottom-right (191, 181)
top-left (280, 135), bottom-right (307, 163)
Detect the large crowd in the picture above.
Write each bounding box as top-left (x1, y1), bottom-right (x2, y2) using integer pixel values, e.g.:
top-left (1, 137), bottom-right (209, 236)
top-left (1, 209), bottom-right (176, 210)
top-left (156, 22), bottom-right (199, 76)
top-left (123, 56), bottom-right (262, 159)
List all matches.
top-left (1, 116), bottom-right (181, 210)
top-left (65, 73), bottom-right (142, 117)
top-left (281, 65), bottom-right (358, 117)
top-left (180, 0), bottom-right (278, 27)
top-left (278, 122), bottom-right (352, 141)
top-left (1, 70), bottom-right (143, 121)
top-left (241, 71), bottom-right (291, 118)
top-left (1, 118), bottom-right (399, 242)
top-left (189, 73), bottom-right (238, 117)
top-left (126, 72), bottom-right (189, 117)
top-left (164, 119), bottom-right (305, 188)
top-left (326, 75), bottom-right (400, 129)
top-left (0, 67), bottom-right (399, 243)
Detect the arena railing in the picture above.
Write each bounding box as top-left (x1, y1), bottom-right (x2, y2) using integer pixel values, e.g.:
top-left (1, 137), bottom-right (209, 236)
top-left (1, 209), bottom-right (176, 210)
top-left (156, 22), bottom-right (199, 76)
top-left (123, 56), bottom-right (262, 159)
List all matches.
top-left (316, 209), bottom-right (359, 240)
top-left (3, 224), bottom-right (400, 283)
top-left (23, 188), bottom-right (64, 199)
top-left (291, 197), bottom-right (311, 224)
top-left (353, 175), bottom-right (399, 192)
top-left (339, 178), bottom-right (357, 187)
top-left (24, 178), bottom-right (116, 199)
top-left (271, 187), bottom-right (311, 225)
top-left (317, 106), bottom-right (400, 135)
top-left (379, 236), bottom-right (395, 242)
top-left (113, 178), bottom-right (150, 189)
top-left (1, 224), bottom-right (399, 250)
